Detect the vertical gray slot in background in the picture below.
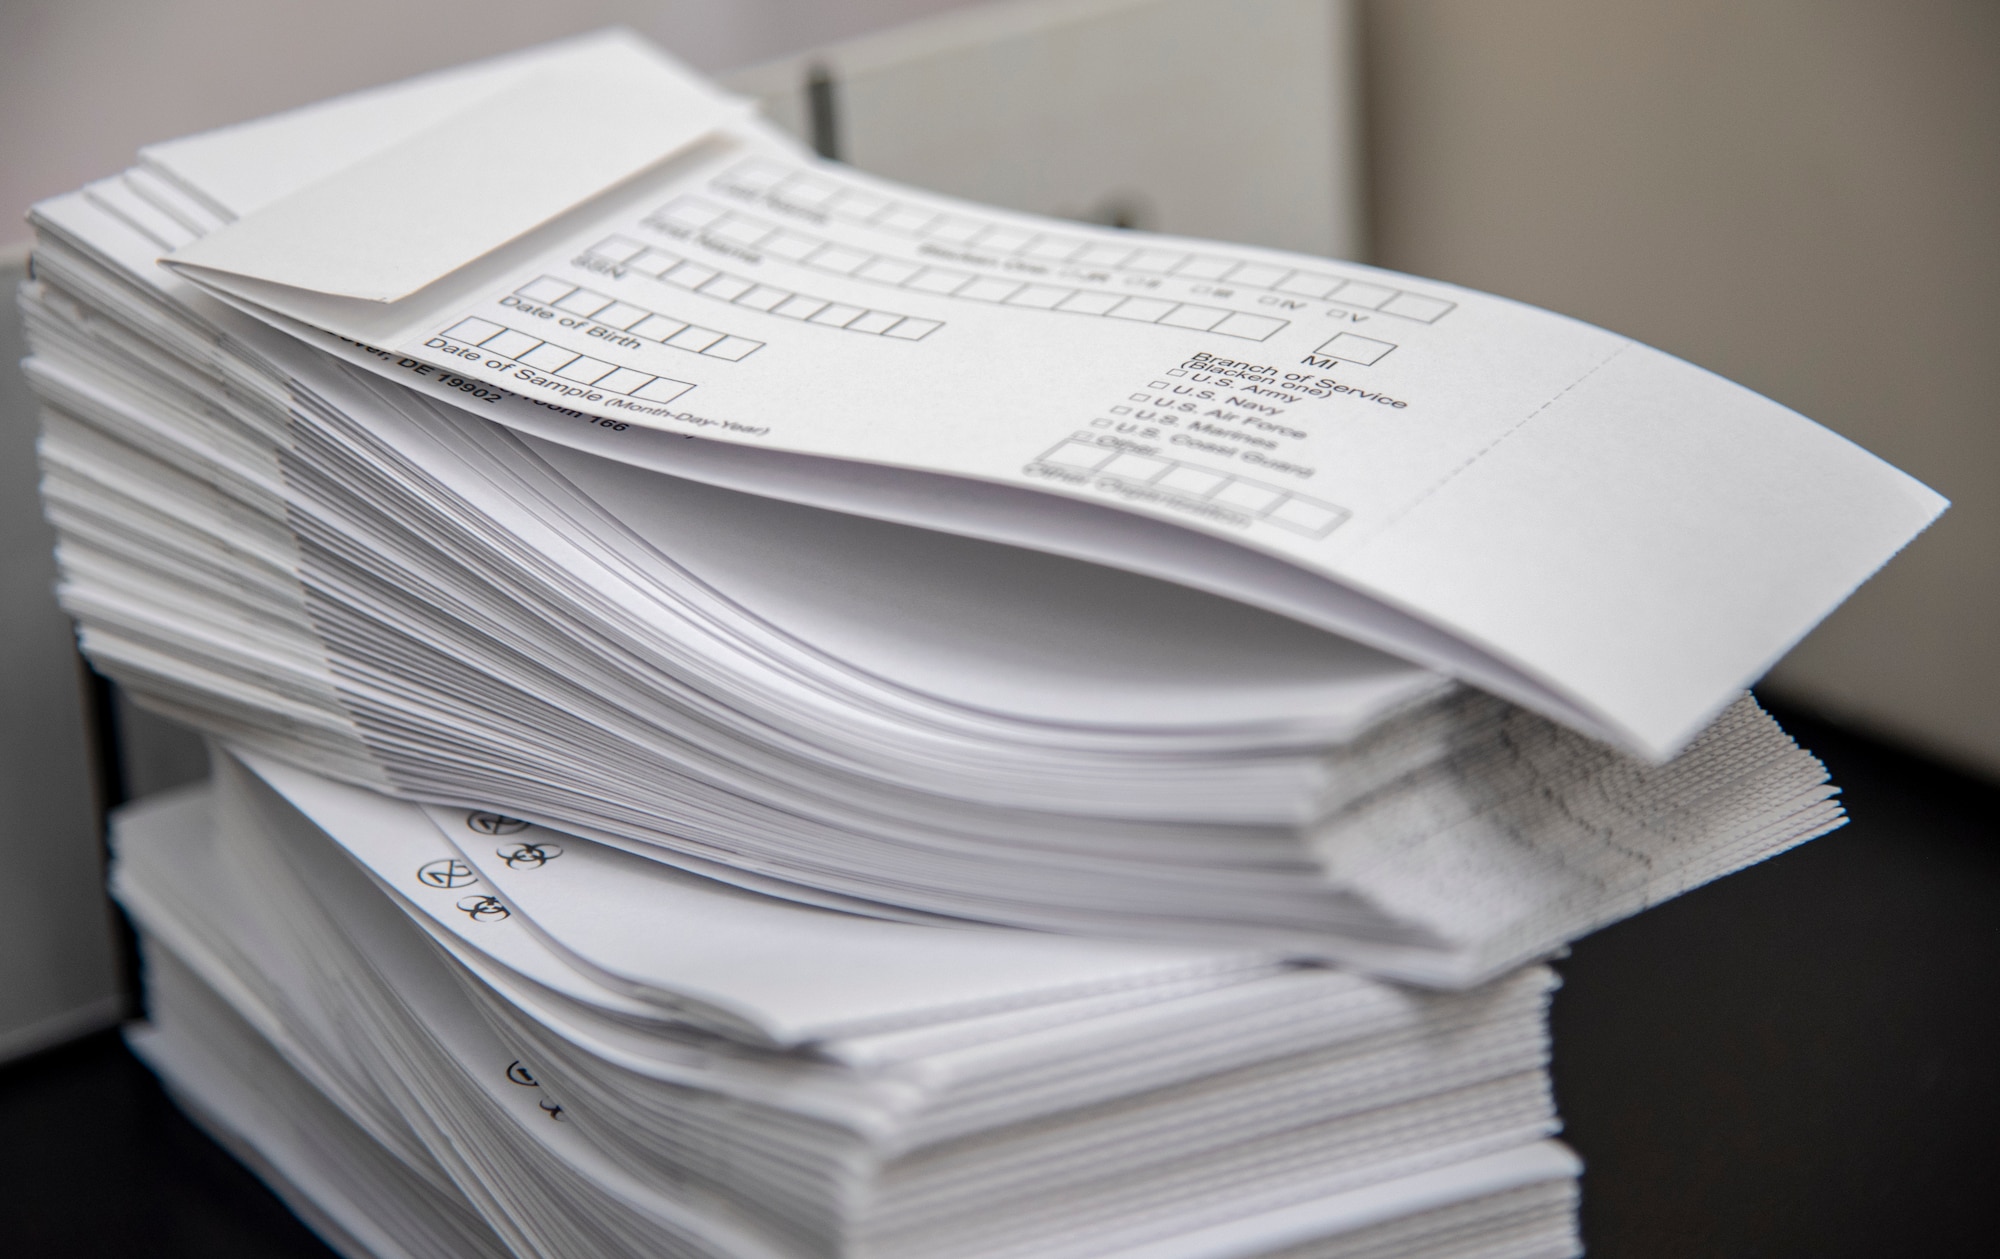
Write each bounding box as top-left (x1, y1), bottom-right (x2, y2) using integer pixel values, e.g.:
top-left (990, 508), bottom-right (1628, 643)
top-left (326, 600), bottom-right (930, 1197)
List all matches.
top-left (807, 63), bottom-right (842, 161)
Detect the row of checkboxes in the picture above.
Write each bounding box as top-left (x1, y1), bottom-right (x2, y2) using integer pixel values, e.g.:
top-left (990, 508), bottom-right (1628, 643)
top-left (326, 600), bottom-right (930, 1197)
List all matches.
top-left (1036, 438), bottom-right (1348, 538)
top-left (714, 160), bottom-right (1457, 324)
top-left (439, 316), bottom-right (694, 404)
top-left (513, 275), bottom-right (763, 360)
top-left (585, 236), bottom-right (943, 341)
top-left (648, 198), bottom-right (1287, 341)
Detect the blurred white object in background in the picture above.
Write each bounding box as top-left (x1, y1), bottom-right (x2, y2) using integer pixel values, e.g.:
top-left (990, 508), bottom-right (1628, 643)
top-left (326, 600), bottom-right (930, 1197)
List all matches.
top-left (725, 0), bottom-right (1365, 259)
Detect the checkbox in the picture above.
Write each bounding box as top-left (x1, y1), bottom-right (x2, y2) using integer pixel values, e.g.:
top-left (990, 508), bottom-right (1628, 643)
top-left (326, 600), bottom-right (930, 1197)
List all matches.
top-left (847, 311), bottom-right (904, 335)
top-left (1129, 393), bottom-right (1150, 402)
top-left (1269, 496), bottom-right (1346, 536)
top-left (1215, 480), bottom-right (1284, 512)
top-left (1149, 380), bottom-right (1170, 388)
top-left (1212, 312), bottom-right (1288, 342)
top-left (1004, 285), bottom-right (1072, 310)
top-left (484, 329), bottom-right (542, 359)
top-left (1314, 332), bottom-right (1398, 366)
top-left (1056, 290), bottom-right (1122, 315)
top-left (1101, 451), bottom-right (1171, 482)
top-left (1159, 465), bottom-right (1228, 497)
top-left (883, 317), bottom-right (943, 340)
top-left (1381, 292), bottom-right (1455, 323)
top-left (596, 367), bottom-right (657, 395)
top-left (1166, 369), bottom-right (1187, 377)
top-left (1110, 406), bottom-right (1131, 415)
top-left (1039, 440), bottom-right (1112, 473)
top-left (668, 326), bottom-right (725, 352)
top-left (443, 317), bottom-right (504, 345)
top-left (589, 236), bottom-right (645, 263)
top-left (516, 277), bottom-right (576, 304)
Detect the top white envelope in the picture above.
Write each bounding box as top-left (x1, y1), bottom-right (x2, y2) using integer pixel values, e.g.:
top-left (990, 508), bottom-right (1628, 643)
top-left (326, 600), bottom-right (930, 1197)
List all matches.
top-left (151, 30), bottom-right (1945, 760)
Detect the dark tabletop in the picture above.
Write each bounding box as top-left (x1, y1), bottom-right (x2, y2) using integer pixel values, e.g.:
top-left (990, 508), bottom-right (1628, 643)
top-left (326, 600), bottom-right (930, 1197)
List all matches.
top-left (3, 700), bottom-right (1995, 1257)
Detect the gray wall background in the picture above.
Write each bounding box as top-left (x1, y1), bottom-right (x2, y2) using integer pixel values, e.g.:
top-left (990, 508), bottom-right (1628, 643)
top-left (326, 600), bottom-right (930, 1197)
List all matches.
top-left (1362, 0), bottom-right (2000, 779)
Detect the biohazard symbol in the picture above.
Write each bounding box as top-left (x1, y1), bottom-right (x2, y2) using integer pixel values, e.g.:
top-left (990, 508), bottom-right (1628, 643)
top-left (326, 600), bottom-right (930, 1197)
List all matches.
top-left (416, 858), bottom-right (477, 889)
top-left (465, 812), bottom-right (528, 836)
top-left (455, 894), bottom-right (510, 922)
top-left (497, 841), bottom-right (564, 870)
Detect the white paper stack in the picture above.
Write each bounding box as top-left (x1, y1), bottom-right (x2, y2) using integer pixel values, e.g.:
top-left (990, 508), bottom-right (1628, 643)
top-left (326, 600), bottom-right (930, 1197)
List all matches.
top-left (114, 747), bottom-right (1581, 1259)
top-left (19, 29), bottom-right (1944, 1259)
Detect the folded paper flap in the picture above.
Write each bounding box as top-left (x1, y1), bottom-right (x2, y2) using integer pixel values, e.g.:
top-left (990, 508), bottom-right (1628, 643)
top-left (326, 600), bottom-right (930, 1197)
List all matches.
top-left (165, 41), bottom-right (749, 303)
top-left (138, 29), bottom-right (664, 221)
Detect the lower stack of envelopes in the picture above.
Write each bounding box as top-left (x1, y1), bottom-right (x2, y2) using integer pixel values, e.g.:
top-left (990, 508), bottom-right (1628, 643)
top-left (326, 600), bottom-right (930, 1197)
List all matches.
top-left (115, 749), bottom-right (1583, 1259)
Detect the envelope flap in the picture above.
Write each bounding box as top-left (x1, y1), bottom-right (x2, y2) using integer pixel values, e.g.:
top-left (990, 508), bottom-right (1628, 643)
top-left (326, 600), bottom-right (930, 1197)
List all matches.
top-left (139, 30), bottom-right (652, 220)
top-left (165, 45), bottom-right (749, 303)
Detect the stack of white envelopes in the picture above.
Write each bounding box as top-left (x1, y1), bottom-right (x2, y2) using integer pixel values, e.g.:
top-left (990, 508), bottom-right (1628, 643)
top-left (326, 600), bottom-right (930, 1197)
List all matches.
top-left (24, 29), bottom-right (1944, 1259)
top-left (118, 747), bottom-right (1581, 1259)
